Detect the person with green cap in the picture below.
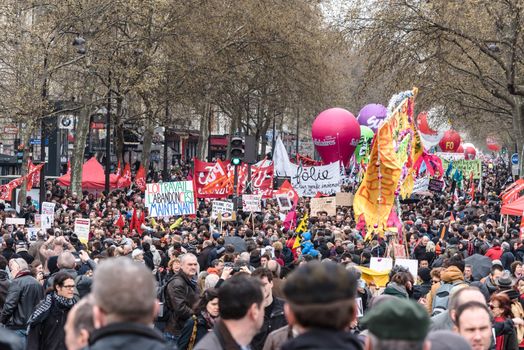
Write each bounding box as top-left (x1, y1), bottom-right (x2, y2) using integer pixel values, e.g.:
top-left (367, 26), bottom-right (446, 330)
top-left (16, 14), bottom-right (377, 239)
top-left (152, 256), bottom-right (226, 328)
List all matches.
top-left (360, 298), bottom-right (430, 350)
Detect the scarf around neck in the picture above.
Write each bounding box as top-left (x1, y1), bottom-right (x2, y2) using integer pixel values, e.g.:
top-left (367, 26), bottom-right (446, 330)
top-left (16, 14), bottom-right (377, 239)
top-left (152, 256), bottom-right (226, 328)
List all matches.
top-left (28, 292), bottom-right (77, 327)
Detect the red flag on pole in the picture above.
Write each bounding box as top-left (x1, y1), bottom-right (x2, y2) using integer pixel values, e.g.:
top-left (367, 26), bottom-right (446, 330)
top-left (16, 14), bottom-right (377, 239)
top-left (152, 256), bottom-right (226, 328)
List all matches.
top-left (117, 163), bottom-right (132, 188)
top-left (134, 165), bottom-right (146, 192)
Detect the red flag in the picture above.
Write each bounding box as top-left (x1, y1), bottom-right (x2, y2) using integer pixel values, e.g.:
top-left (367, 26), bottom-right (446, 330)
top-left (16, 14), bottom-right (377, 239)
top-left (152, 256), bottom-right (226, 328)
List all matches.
top-left (130, 208), bottom-right (144, 235)
top-left (117, 163), bottom-right (132, 188)
top-left (134, 165), bottom-right (146, 192)
top-left (520, 212), bottom-right (524, 241)
top-left (0, 176), bottom-right (26, 201)
top-left (115, 213), bottom-right (126, 232)
top-left (26, 163), bottom-right (44, 191)
top-left (115, 161), bottom-right (122, 177)
top-left (193, 158), bottom-right (232, 198)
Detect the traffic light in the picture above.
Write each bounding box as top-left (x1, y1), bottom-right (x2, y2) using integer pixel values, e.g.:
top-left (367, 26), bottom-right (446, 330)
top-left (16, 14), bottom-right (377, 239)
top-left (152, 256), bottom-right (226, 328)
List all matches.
top-left (230, 136), bottom-right (244, 165)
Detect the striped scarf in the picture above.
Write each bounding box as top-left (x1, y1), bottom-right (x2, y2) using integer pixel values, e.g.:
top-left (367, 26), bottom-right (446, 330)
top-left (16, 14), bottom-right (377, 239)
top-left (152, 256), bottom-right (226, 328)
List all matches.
top-left (27, 292), bottom-right (76, 327)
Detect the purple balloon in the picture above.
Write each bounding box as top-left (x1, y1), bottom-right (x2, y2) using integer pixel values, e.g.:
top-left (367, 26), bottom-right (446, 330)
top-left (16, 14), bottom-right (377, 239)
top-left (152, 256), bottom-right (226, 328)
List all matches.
top-left (357, 104), bottom-right (387, 132)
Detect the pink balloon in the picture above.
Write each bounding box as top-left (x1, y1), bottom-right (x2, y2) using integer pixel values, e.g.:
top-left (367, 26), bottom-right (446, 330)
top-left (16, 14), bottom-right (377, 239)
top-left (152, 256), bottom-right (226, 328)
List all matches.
top-left (312, 108), bottom-right (361, 166)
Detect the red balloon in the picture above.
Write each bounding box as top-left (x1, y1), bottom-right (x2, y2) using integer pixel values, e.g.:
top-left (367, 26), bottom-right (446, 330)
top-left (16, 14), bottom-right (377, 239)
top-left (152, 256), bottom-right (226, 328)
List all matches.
top-left (416, 112), bottom-right (438, 135)
top-left (464, 145), bottom-right (477, 160)
top-left (486, 137), bottom-right (501, 152)
top-left (439, 130), bottom-right (462, 152)
top-left (312, 108), bottom-right (361, 166)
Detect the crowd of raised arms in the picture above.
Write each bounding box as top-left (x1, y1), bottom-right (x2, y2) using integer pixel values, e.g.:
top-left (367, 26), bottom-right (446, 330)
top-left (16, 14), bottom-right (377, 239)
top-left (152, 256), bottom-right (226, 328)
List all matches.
top-left (0, 157), bottom-right (523, 350)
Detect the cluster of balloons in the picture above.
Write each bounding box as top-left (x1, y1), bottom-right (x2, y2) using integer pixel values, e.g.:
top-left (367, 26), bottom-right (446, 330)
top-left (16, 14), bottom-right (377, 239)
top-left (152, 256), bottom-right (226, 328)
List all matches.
top-left (311, 104), bottom-right (388, 166)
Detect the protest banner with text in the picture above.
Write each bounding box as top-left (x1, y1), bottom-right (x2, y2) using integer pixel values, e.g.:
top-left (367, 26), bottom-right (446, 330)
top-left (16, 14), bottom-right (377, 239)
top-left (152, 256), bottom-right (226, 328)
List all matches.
top-left (145, 181), bottom-right (196, 217)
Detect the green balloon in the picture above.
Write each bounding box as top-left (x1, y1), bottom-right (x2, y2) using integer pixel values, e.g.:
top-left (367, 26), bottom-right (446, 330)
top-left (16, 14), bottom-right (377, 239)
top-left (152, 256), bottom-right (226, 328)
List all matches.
top-left (355, 126), bottom-right (375, 163)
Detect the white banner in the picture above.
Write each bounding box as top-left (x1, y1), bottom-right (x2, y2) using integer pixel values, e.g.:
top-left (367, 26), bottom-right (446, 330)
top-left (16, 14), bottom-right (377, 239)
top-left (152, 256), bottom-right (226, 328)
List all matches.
top-left (290, 162), bottom-right (341, 197)
top-left (436, 152), bottom-right (465, 161)
top-left (412, 177), bottom-right (430, 194)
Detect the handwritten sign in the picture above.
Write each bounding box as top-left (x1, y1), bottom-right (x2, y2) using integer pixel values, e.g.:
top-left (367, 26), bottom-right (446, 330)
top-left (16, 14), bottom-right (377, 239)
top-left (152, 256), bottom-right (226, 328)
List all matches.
top-left (5, 217), bottom-right (25, 225)
top-left (145, 181), bottom-right (196, 217)
top-left (412, 177), bottom-right (429, 194)
top-left (336, 192), bottom-right (354, 206)
top-left (41, 202), bottom-right (55, 229)
top-left (290, 162), bottom-right (341, 197)
top-left (242, 194), bottom-right (262, 212)
top-left (211, 200), bottom-right (234, 220)
top-left (310, 197), bottom-right (336, 216)
top-left (440, 159), bottom-right (482, 179)
top-left (74, 218), bottom-right (90, 244)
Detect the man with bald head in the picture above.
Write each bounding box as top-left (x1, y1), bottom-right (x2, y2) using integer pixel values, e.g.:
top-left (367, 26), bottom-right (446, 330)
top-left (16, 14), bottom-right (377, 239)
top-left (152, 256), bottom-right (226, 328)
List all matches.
top-left (86, 257), bottom-right (169, 349)
top-left (164, 253), bottom-right (200, 344)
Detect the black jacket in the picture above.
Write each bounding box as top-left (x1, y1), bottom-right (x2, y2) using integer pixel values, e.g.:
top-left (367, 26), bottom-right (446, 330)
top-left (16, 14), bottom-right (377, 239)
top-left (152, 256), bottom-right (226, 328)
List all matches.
top-left (177, 313), bottom-right (213, 350)
top-left (87, 322), bottom-right (169, 350)
top-left (0, 272), bottom-right (44, 329)
top-left (198, 246), bottom-right (217, 272)
top-left (26, 297), bottom-right (73, 350)
top-left (282, 329), bottom-right (362, 350)
top-left (251, 297), bottom-right (287, 350)
top-left (0, 270), bottom-right (10, 309)
top-left (165, 272), bottom-right (200, 336)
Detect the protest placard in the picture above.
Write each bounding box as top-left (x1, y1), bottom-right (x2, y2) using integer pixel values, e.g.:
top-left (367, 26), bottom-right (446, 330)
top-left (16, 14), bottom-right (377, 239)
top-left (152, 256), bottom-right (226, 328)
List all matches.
top-left (6, 217), bottom-right (25, 225)
top-left (41, 201), bottom-right (55, 229)
top-left (242, 194), bottom-right (262, 212)
top-left (310, 196), bottom-right (336, 216)
top-left (42, 202), bottom-right (55, 215)
top-left (211, 200), bottom-right (234, 220)
top-left (370, 257), bottom-right (393, 272)
top-left (34, 214), bottom-right (41, 228)
top-left (74, 218), bottom-right (90, 244)
top-left (275, 194), bottom-right (293, 211)
top-left (336, 192), bottom-right (354, 206)
top-left (428, 179), bottom-right (444, 192)
top-left (145, 181), bottom-right (196, 217)
top-left (27, 228), bottom-right (38, 242)
top-left (395, 258), bottom-right (418, 282)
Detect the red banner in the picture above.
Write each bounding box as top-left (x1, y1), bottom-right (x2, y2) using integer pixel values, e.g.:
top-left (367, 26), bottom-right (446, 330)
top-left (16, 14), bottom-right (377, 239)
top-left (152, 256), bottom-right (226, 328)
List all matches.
top-left (194, 158), bottom-right (274, 199)
top-left (0, 176), bottom-right (26, 201)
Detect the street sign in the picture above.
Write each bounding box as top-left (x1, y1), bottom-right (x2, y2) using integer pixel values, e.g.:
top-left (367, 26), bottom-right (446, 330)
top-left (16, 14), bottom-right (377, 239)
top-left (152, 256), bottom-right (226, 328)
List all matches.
top-left (512, 153), bottom-right (519, 165)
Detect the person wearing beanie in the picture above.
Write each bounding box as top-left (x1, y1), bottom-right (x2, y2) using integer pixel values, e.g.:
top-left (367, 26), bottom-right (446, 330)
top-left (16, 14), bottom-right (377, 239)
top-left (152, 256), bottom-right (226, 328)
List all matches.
top-left (360, 298), bottom-right (430, 350)
top-left (281, 261), bottom-right (361, 350)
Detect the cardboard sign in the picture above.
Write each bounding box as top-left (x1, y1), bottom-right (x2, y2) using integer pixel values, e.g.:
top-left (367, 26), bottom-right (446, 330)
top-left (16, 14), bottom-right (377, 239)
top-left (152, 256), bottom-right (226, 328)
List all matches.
top-left (211, 200), bottom-right (235, 220)
top-left (275, 194), bottom-right (293, 211)
top-left (310, 196), bottom-right (336, 216)
top-left (242, 194), bottom-right (262, 212)
top-left (395, 258), bottom-right (418, 282)
top-left (74, 218), bottom-right (90, 244)
top-left (370, 257), bottom-right (393, 272)
top-left (336, 192), bottom-right (354, 206)
top-left (145, 181), bottom-right (196, 217)
top-left (5, 217), bottom-right (25, 225)
top-left (428, 179), bottom-right (444, 192)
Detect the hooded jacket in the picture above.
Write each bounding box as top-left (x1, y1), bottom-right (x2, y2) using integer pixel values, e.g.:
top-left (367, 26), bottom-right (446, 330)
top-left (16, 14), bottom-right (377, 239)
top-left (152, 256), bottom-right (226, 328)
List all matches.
top-left (426, 266), bottom-right (465, 312)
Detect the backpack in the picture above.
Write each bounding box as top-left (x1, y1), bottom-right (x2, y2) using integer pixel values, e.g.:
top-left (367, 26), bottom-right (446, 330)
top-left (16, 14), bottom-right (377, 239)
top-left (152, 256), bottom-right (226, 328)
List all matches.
top-left (431, 280), bottom-right (464, 316)
top-left (156, 274), bottom-right (175, 322)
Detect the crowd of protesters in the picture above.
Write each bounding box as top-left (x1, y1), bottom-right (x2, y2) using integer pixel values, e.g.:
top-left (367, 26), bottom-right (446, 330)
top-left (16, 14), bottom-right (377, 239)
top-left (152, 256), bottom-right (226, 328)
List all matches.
top-left (0, 156), bottom-right (523, 350)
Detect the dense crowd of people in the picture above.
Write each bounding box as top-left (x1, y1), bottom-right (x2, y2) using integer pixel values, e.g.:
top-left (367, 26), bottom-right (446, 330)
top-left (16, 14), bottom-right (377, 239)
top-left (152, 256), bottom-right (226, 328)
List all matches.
top-left (0, 156), bottom-right (523, 350)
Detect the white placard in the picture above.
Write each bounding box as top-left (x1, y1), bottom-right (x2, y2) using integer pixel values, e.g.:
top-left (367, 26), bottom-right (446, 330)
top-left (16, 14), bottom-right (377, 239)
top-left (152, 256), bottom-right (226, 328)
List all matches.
top-left (40, 214), bottom-right (53, 229)
top-left (275, 194), bottom-right (293, 211)
top-left (290, 162), bottom-right (341, 197)
top-left (370, 257), bottom-right (393, 272)
top-left (211, 200), bottom-right (234, 220)
top-left (5, 217), bottom-right (25, 225)
top-left (356, 297), bottom-right (364, 317)
top-left (242, 194), bottom-right (262, 212)
top-left (395, 258), bottom-right (419, 282)
top-left (41, 202), bottom-right (55, 215)
top-left (74, 218), bottom-right (91, 244)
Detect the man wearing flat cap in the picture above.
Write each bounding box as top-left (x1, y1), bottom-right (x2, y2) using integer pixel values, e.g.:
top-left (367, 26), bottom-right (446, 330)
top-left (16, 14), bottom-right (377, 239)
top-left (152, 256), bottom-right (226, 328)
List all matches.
top-left (281, 261), bottom-right (361, 350)
top-left (360, 298), bottom-right (430, 350)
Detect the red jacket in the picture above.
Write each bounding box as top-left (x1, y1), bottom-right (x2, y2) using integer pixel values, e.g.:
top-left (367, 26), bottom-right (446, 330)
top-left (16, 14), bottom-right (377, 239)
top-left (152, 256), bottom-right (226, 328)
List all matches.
top-left (485, 246), bottom-right (503, 260)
